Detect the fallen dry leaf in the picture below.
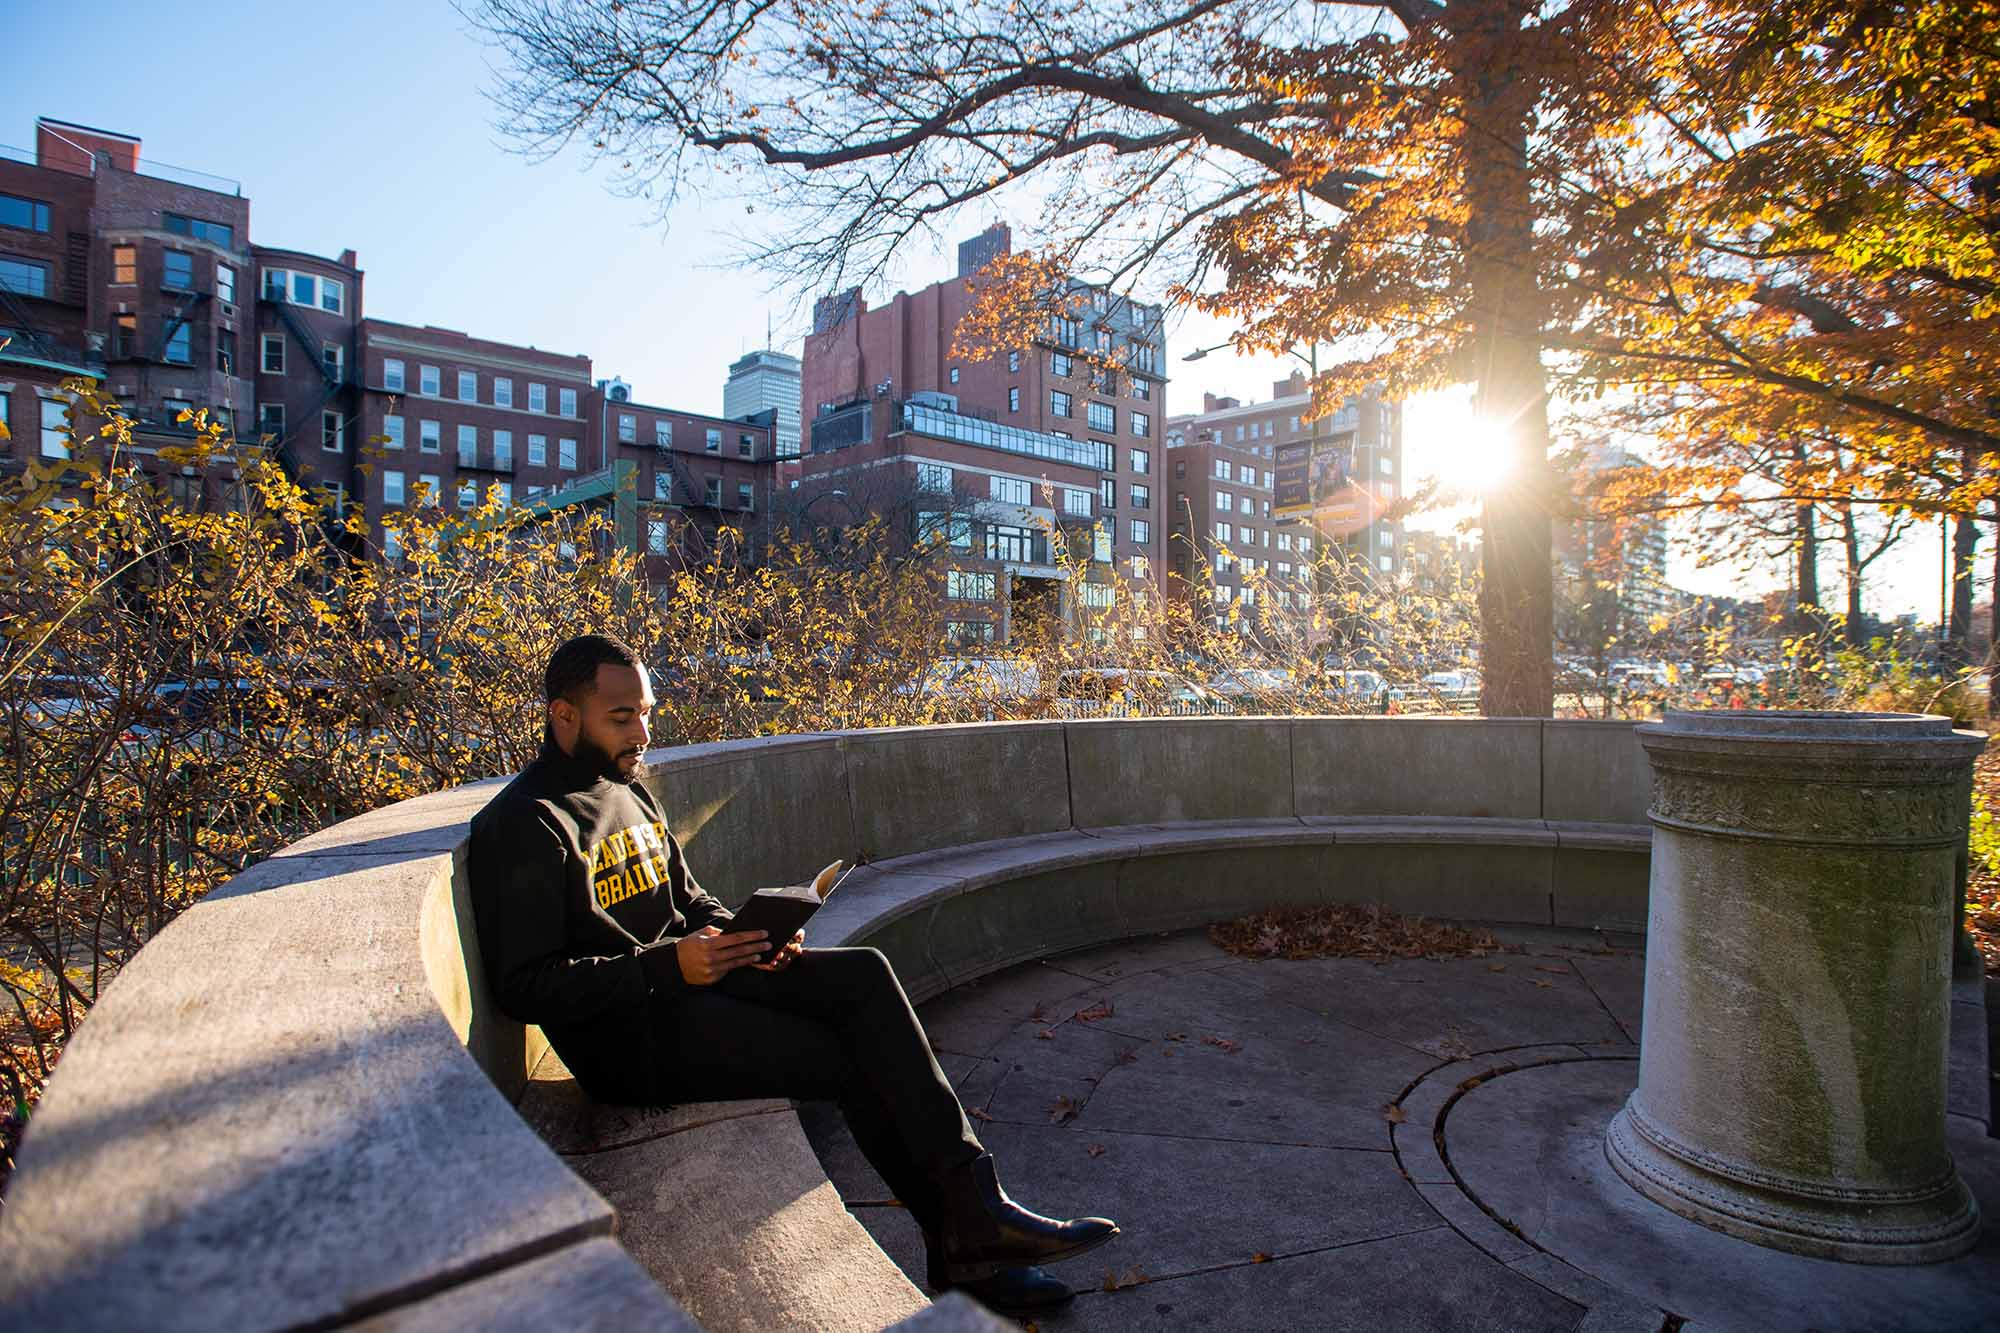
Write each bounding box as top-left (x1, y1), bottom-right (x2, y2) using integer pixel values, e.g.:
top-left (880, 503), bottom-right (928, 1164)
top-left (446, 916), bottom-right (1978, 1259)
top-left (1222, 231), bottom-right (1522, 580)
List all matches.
top-left (1201, 1035), bottom-right (1242, 1054)
top-left (1165, 1031), bottom-right (1187, 1041)
top-left (1383, 1103), bottom-right (1407, 1124)
top-left (968, 1108), bottom-right (993, 1122)
top-left (1251, 1252), bottom-right (1273, 1264)
top-left (1074, 1000), bottom-right (1115, 1022)
top-left (1533, 963), bottom-right (1570, 975)
top-left (1049, 1095), bottom-right (1079, 1124)
top-left (1487, 962), bottom-right (1507, 972)
top-left (1036, 1028), bottom-right (1056, 1040)
top-left (1101, 1266), bottom-right (1151, 1291)
top-left (1211, 903), bottom-right (1507, 962)
top-left (1087, 1143), bottom-right (1107, 1158)
top-left (1531, 978), bottom-right (1555, 989)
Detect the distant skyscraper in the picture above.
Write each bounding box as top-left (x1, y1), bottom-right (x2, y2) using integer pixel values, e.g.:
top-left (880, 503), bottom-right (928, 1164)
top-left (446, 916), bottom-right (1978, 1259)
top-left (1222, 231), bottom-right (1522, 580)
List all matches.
top-left (724, 348), bottom-right (802, 460)
top-left (957, 222), bottom-right (1011, 278)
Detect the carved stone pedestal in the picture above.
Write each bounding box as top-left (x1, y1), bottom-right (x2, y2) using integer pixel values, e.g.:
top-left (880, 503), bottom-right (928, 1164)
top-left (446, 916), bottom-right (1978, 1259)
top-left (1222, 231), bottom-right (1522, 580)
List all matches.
top-left (1606, 710), bottom-right (1984, 1263)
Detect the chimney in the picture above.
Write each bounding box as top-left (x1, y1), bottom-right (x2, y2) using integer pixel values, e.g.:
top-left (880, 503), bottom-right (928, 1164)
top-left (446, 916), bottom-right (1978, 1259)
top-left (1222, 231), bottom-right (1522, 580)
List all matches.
top-left (338, 249), bottom-right (358, 268)
top-left (1275, 370), bottom-right (1308, 398)
top-left (1204, 393), bottom-right (1240, 413)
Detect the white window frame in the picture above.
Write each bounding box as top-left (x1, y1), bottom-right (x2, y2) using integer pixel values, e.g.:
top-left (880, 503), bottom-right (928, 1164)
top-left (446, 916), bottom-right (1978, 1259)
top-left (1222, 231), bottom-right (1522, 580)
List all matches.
top-left (420, 365), bottom-right (440, 397)
top-left (320, 278), bottom-right (344, 314)
top-left (528, 433), bottom-right (548, 466)
top-left (383, 414), bottom-right (404, 450)
top-left (618, 413), bottom-right (637, 443)
top-left (989, 475), bottom-right (1030, 506)
top-left (654, 420), bottom-right (671, 447)
top-left (384, 470), bottom-right (406, 505)
top-left (558, 437), bottom-right (578, 470)
top-left (559, 386), bottom-right (577, 417)
top-left (457, 424), bottom-right (478, 466)
top-left (528, 382), bottom-right (546, 413)
top-left (419, 419), bottom-right (441, 453)
top-left (39, 396), bottom-right (69, 459)
top-left (260, 334), bottom-right (285, 375)
top-left (1216, 490), bottom-right (1233, 513)
top-left (458, 370), bottom-right (478, 403)
top-left (494, 429), bottom-right (513, 469)
top-left (383, 358), bottom-right (405, 392)
top-left (494, 377), bottom-right (513, 408)
top-left (321, 410), bottom-right (344, 453)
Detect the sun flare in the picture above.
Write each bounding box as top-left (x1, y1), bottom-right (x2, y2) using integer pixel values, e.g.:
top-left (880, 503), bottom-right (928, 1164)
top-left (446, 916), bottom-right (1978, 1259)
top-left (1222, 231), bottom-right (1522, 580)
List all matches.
top-left (1407, 392), bottom-right (1516, 497)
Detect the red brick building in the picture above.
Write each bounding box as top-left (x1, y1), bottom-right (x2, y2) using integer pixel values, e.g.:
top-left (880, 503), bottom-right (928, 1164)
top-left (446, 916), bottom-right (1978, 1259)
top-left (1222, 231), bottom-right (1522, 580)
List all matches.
top-left (1164, 374), bottom-right (1403, 632)
top-left (799, 224), bottom-right (1166, 646)
top-left (1, 115), bottom-right (773, 579)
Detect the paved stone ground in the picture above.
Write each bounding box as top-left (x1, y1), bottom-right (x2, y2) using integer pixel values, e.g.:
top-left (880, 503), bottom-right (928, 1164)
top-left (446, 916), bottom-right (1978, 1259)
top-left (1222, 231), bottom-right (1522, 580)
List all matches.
top-left (801, 927), bottom-right (2000, 1333)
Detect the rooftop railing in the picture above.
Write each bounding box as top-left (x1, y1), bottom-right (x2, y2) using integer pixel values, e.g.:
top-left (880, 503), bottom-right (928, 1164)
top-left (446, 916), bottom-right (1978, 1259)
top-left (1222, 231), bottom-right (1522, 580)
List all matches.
top-left (898, 400), bottom-right (1113, 472)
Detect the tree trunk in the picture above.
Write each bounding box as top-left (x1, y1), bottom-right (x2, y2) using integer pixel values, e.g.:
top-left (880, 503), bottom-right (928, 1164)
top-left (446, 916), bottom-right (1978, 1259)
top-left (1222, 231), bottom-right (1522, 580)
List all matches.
top-left (1947, 510), bottom-right (1978, 672)
top-left (1456, 5), bottom-right (1553, 718)
top-left (1841, 503), bottom-right (1866, 648)
top-left (1794, 499), bottom-right (1820, 634)
top-left (1991, 501), bottom-right (1999, 715)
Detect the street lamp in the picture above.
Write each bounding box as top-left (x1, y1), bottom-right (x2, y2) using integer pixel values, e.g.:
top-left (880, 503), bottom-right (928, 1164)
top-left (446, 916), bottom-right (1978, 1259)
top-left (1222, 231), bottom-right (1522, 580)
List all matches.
top-left (1181, 342), bottom-right (1318, 375)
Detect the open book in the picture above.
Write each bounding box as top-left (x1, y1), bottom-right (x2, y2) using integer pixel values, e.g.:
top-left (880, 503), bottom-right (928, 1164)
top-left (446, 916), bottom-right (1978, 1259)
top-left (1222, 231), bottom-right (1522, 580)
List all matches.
top-left (726, 860), bottom-right (850, 961)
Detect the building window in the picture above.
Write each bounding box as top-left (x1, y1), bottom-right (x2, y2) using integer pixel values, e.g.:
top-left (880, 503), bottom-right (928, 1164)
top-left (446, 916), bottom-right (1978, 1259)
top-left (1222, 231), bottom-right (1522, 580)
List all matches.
top-left (1216, 490), bottom-right (1233, 513)
top-left (946, 620), bottom-right (997, 647)
top-left (164, 212), bottom-right (233, 247)
top-left (1007, 350), bottom-right (1020, 372)
top-left (949, 367), bottom-right (960, 384)
top-left (419, 419), bottom-right (441, 452)
top-left (163, 321), bottom-right (192, 364)
top-left (1087, 401), bottom-right (1115, 433)
top-left (1379, 528), bottom-right (1394, 548)
top-left (384, 414), bottom-right (404, 450)
top-left (1215, 521), bottom-right (1233, 542)
top-left (559, 386), bottom-right (577, 417)
top-left (261, 334), bottom-right (285, 374)
top-left (1129, 447), bottom-right (1150, 474)
top-left (322, 411), bottom-right (344, 452)
top-left (1130, 554), bottom-right (1150, 581)
top-left (1264, 470), bottom-right (1275, 488)
top-left (1379, 555), bottom-right (1393, 571)
top-left (0, 194), bottom-right (50, 232)
top-left (704, 477), bottom-right (722, 506)
top-left (1214, 459), bottom-right (1229, 479)
top-left (1079, 579), bottom-right (1114, 608)
top-left (494, 429), bottom-right (513, 469)
top-left (1092, 526), bottom-right (1112, 563)
top-left (1099, 477), bottom-right (1116, 510)
top-left (1052, 314), bottom-right (1080, 346)
top-left (704, 428), bottom-right (722, 453)
top-left (989, 474), bottom-right (1030, 506)
top-left (493, 481), bottom-right (512, 508)
top-left (917, 461), bottom-right (953, 494)
top-left (1051, 351), bottom-right (1073, 378)
top-left (558, 437), bottom-right (578, 469)
top-left (0, 255), bottom-right (48, 298)
top-left (946, 570), bottom-right (996, 601)
top-left (738, 482), bottom-right (755, 510)
top-left (654, 420), bottom-right (671, 447)
top-left (917, 510), bottom-right (973, 550)
top-left (321, 279), bottom-right (343, 314)
top-left (1130, 518), bottom-right (1150, 544)
top-left (111, 245), bottom-right (136, 285)
top-left (528, 382), bottom-right (546, 412)
top-left (618, 413), bottom-right (636, 443)
top-left (216, 329), bottom-right (235, 375)
top-left (258, 403), bottom-right (285, 440)
top-left (39, 397), bottom-right (68, 459)
top-left (216, 263), bottom-right (236, 303)
top-left (1130, 483), bottom-right (1150, 509)
top-left (419, 473), bottom-right (442, 505)
top-left (323, 344), bottom-right (343, 380)
top-left (1063, 488), bottom-right (1092, 516)
top-left (654, 470), bottom-right (672, 502)
top-left (1380, 455), bottom-right (1394, 475)
top-left (528, 433), bottom-right (547, 466)
top-left (384, 359), bottom-right (405, 391)
top-left (291, 272), bottom-right (318, 307)
top-left (458, 424), bottom-right (478, 466)
top-left (1132, 411), bottom-right (1150, 437)
top-left (1277, 531), bottom-right (1291, 551)
top-left (1050, 390), bottom-right (1071, 418)
top-left (1299, 535), bottom-right (1312, 553)
top-left (494, 378), bottom-right (513, 408)
top-left (739, 433), bottom-right (754, 458)
top-left (1234, 425), bottom-right (1245, 441)
top-left (420, 365), bottom-right (440, 396)
top-left (458, 370), bottom-right (478, 402)
top-left (986, 523), bottom-right (1037, 563)
top-left (458, 479), bottom-right (477, 510)
top-left (384, 470), bottom-right (405, 505)
top-left (1007, 386), bottom-right (1020, 413)
top-left (648, 519), bottom-right (670, 555)
top-left (1132, 377), bottom-right (1151, 401)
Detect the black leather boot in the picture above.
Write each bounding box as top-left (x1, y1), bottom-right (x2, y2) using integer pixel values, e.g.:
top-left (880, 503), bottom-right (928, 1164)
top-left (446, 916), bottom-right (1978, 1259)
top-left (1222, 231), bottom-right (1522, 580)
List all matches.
top-left (925, 1227), bottom-right (1078, 1314)
top-left (933, 1152), bottom-right (1120, 1281)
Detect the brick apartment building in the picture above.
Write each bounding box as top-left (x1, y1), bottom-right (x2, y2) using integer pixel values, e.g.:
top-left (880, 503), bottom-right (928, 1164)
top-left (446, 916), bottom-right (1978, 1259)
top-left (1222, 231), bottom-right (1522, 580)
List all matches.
top-left (1164, 374), bottom-right (1403, 631)
top-left (0, 116), bottom-right (772, 578)
top-left (798, 224), bottom-right (1167, 647)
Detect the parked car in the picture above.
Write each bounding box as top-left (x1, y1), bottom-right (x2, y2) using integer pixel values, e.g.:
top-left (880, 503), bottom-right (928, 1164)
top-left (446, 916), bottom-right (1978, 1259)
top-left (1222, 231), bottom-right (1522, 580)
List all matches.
top-left (1415, 670), bottom-right (1481, 711)
top-left (900, 657), bottom-right (1042, 700)
top-left (1325, 669), bottom-right (1394, 712)
top-left (1054, 668), bottom-right (1218, 717)
top-left (1206, 667), bottom-right (1296, 706)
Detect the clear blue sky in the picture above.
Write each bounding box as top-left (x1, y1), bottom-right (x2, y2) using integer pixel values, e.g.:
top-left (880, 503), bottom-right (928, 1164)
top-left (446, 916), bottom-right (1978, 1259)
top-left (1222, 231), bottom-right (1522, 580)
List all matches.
top-left (4, 0), bottom-right (1960, 619)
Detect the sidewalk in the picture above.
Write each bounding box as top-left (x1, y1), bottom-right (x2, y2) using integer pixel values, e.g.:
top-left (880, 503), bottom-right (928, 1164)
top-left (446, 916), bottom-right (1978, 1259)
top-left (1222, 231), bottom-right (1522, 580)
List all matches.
top-left (803, 927), bottom-right (2000, 1332)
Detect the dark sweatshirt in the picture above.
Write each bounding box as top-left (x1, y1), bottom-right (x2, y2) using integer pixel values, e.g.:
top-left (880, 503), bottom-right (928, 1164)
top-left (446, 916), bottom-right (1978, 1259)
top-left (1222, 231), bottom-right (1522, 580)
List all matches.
top-left (468, 737), bottom-right (733, 1105)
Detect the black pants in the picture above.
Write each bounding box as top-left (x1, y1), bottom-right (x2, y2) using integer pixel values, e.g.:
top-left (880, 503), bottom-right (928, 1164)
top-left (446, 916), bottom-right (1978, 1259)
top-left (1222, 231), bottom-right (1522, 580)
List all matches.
top-left (648, 946), bottom-right (985, 1231)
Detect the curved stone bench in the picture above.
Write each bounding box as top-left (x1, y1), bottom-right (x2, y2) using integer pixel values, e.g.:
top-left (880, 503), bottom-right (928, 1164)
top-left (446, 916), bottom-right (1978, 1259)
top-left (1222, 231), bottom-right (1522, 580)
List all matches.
top-left (0, 717), bottom-right (1659, 1331)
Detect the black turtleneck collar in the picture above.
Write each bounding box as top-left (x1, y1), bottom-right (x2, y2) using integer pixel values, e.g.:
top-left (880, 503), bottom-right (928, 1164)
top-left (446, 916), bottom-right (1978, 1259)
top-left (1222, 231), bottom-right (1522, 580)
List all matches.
top-left (536, 735), bottom-right (614, 792)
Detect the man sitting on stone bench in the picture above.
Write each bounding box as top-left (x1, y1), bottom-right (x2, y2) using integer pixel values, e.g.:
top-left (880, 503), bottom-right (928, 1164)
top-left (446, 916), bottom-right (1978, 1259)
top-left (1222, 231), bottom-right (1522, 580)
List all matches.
top-left (469, 633), bottom-right (1119, 1315)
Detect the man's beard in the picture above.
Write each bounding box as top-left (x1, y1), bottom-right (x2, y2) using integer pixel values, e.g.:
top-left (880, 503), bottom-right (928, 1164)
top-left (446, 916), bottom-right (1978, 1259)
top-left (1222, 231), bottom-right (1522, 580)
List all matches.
top-left (573, 731), bottom-right (642, 781)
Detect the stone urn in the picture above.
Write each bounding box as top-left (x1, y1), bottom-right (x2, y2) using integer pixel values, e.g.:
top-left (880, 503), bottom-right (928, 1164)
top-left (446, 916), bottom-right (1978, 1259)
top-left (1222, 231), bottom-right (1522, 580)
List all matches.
top-left (1605, 710), bottom-right (1984, 1264)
